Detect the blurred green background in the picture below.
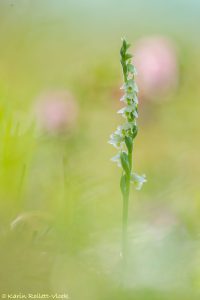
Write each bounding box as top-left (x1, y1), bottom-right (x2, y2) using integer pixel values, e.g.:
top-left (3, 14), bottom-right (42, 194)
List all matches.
top-left (0, 0), bottom-right (200, 299)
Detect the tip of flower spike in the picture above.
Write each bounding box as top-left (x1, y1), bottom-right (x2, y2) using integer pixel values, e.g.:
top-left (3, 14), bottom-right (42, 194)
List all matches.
top-left (121, 37), bottom-right (131, 49)
top-left (121, 36), bottom-right (127, 43)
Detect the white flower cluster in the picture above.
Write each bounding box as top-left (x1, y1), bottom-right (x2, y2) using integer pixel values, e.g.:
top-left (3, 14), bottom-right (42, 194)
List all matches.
top-left (109, 38), bottom-right (146, 190)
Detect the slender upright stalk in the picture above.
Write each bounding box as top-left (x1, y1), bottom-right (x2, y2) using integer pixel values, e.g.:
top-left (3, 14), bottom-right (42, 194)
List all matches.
top-left (122, 147), bottom-right (132, 261)
top-left (109, 38), bottom-right (146, 263)
top-left (122, 176), bottom-right (130, 261)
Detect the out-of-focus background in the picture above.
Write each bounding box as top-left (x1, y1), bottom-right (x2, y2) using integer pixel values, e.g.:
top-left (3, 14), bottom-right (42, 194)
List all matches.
top-left (0, 0), bottom-right (200, 299)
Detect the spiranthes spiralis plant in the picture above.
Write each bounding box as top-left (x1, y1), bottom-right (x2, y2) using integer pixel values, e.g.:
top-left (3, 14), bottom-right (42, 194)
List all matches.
top-left (109, 38), bottom-right (146, 262)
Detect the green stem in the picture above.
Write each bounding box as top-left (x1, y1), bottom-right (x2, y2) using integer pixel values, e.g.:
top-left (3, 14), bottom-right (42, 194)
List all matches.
top-left (122, 149), bottom-right (132, 263)
top-left (122, 175), bottom-right (130, 262)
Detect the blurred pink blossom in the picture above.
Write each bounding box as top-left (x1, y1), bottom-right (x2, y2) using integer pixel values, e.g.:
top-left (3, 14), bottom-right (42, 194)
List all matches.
top-left (35, 90), bottom-right (78, 134)
top-left (134, 36), bottom-right (178, 100)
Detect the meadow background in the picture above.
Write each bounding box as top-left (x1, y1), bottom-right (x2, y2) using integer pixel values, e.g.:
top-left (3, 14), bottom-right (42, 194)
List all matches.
top-left (0, 0), bottom-right (200, 299)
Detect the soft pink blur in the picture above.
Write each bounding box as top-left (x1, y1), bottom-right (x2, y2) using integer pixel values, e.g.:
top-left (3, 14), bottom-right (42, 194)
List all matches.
top-left (35, 90), bottom-right (78, 134)
top-left (134, 36), bottom-right (178, 100)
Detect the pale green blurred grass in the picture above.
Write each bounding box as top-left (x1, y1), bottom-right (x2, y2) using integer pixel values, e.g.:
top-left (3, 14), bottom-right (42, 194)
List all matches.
top-left (0, 0), bottom-right (200, 299)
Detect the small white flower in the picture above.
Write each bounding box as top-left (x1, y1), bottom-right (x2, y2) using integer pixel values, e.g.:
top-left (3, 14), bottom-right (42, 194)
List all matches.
top-left (108, 132), bottom-right (124, 149)
top-left (111, 153), bottom-right (121, 167)
top-left (131, 173), bottom-right (147, 190)
top-left (117, 104), bottom-right (138, 119)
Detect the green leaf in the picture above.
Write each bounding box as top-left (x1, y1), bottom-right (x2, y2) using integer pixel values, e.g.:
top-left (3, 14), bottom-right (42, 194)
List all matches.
top-left (125, 53), bottom-right (132, 60)
top-left (120, 174), bottom-right (127, 195)
top-left (125, 136), bottom-right (133, 153)
top-left (132, 125), bottom-right (138, 139)
top-left (120, 152), bottom-right (130, 175)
